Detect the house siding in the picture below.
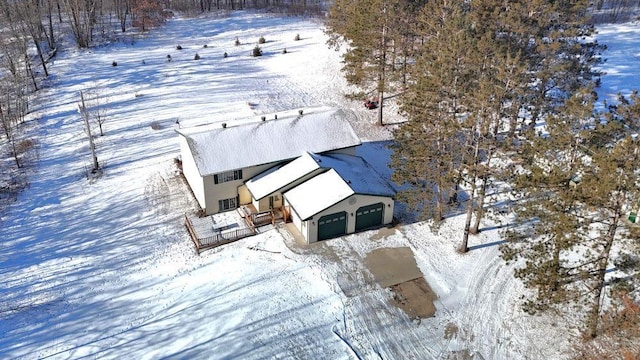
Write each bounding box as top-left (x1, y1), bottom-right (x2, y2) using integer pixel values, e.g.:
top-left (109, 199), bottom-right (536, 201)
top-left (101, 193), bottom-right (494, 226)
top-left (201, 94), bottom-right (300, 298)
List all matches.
top-left (179, 137), bottom-right (206, 210)
top-left (289, 199), bottom-right (306, 238)
top-left (202, 162), bottom-right (279, 214)
top-left (252, 194), bottom-right (284, 212)
top-left (238, 185), bottom-right (252, 205)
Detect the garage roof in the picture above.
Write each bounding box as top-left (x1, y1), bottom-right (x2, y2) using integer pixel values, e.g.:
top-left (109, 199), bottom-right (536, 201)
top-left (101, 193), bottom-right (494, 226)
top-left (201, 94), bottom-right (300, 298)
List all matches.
top-left (175, 107), bottom-right (361, 176)
top-left (311, 153), bottom-right (396, 198)
top-left (283, 153), bottom-right (396, 220)
top-left (284, 169), bottom-right (354, 220)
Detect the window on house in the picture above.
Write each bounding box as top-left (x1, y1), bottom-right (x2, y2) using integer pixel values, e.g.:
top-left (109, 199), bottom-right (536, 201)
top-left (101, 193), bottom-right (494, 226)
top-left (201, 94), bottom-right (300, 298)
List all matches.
top-left (213, 169), bottom-right (243, 184)
top-left (218, 197), bottom-right (238, 211)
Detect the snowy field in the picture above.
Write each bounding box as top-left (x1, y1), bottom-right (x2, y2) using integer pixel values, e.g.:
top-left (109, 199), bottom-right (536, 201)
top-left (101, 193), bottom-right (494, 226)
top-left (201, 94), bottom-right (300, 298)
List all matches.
top-left (1, 11), bottom-right (639, 360)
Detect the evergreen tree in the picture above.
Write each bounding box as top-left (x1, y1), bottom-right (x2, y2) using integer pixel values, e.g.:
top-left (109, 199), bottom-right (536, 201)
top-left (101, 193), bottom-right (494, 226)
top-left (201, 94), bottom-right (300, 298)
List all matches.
top-left (391, 0), bottom-right (600, 252)
top-left (391, 0), bottom-right (473, 223)
top-left (502, 88), bottom-right (596, 312)
top-left (503, 91), bottom-right (640, 337)
top-left (578, 92), bottom-right (640, 337)
top-left (325, 0), bottom-right (420, 125)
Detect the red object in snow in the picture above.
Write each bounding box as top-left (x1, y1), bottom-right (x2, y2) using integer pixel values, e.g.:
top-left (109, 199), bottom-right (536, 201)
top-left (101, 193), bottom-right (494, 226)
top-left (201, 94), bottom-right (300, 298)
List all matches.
top-left (364, 99), bottom-right (378, 110)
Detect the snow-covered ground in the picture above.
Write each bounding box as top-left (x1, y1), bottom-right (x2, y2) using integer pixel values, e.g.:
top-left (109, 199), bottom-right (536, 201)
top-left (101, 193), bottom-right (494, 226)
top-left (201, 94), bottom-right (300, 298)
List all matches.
top-left (1, 11), bottom-right (638, 360)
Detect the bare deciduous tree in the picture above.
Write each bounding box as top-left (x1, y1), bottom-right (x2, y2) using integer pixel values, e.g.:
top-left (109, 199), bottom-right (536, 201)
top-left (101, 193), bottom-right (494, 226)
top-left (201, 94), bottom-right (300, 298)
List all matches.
top-left (79, 91), bottom-right (99, 172)
top-left (87, 85), bottom-right (109, 136)
top-left (61, 0), bottom-right (96, 48)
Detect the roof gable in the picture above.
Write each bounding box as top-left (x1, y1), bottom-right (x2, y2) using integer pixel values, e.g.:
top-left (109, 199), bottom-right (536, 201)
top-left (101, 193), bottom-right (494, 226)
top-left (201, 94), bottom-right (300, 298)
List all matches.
top-left (284, 169), bottom-right (354, 220)
top-left (176, 107), bottom-right (361, 176)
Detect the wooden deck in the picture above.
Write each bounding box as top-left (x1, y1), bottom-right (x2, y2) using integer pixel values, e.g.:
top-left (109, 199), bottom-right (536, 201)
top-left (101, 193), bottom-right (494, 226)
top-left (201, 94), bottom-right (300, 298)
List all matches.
top-left (185, 214), bottom-right (256, 254)
top-left (185, 205), bottom-right (292, 255)
top-left (239, 204), bottom-right (291, 228)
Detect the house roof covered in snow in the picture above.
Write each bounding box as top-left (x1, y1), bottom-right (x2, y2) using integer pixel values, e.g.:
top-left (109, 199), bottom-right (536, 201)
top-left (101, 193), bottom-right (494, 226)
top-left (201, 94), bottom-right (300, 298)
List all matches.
top-left (283, 153), bottom-right (396, 220)
top-left (175, 107), bottom-right (361, 176)
top-left (245, 151), bottom-right (322, 201)
top-left (284, 169), bottom-right (355, 220)
top-left (310, 152), bottom-right (396, 198)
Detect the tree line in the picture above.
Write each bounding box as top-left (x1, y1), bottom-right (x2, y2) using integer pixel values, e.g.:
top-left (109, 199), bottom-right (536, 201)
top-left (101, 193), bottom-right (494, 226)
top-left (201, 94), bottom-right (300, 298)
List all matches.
top-left (326, 0), bottom-right (639, 348)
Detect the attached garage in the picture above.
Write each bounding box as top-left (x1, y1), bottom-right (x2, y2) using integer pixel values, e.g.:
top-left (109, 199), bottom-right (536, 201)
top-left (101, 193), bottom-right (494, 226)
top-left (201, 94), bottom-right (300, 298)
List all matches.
top-left (318, 212), bottom-right (348, 241)
top-left (283, 165), bottom-right (394, 243)
top-left (355, 202), bottom-right (384, 231)
top-left (284, 160), bottom-right (396, 244)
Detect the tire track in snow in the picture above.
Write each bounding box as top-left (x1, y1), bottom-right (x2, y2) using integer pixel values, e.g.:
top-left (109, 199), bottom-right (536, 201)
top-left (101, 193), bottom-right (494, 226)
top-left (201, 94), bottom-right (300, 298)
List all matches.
top-left (457, 247), bottom-right (518, 359)
top-left (323, 239), bottom-right (440, 359)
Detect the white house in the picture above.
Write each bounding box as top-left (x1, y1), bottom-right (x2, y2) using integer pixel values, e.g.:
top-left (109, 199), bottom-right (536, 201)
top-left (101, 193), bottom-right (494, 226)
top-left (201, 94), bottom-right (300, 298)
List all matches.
top-left (177, 107), bottom-right (395, 243)
top-left (176, 107), bottom-right (362, 215)
top-left (232, 150), bottom-right (396, 244)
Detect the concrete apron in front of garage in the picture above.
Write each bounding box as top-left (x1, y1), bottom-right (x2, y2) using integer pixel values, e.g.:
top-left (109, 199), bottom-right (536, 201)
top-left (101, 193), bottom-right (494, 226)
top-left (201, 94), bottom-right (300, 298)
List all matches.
top-left (277, 223), bottom-right (437, 320)
top-left (364, 247), bottom-right (422, 288)
top-left (364, 247), bottom-right (438, 320)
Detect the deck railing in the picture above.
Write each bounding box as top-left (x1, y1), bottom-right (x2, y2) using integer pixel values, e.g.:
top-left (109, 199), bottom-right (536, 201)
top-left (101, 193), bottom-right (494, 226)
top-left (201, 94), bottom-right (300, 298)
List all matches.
top-left (185, 204), bottom-right (292, 254)
top-left (185, 215), bottom-right (256, 254)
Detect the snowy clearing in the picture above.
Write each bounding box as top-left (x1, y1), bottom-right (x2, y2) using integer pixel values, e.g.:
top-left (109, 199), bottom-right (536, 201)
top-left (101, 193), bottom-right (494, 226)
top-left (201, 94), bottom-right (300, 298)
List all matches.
top-left (1, 11), bottom-right (637, 360)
